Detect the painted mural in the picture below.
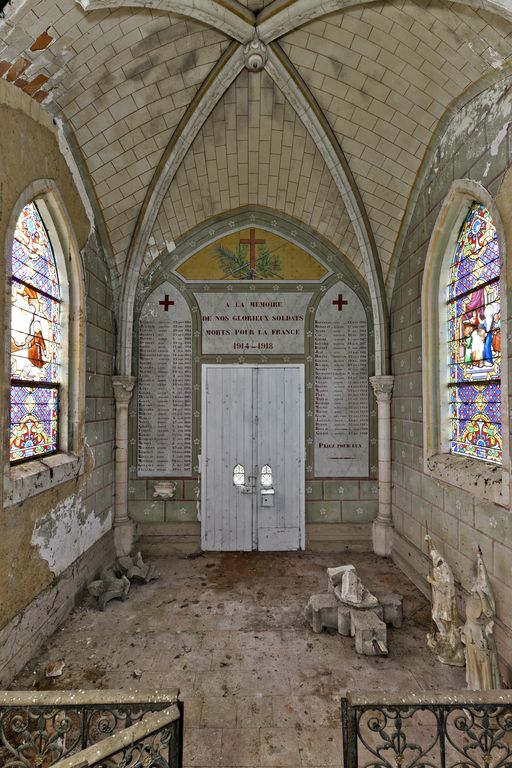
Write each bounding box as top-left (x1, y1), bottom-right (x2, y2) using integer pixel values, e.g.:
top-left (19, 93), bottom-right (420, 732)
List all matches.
top-left (175, 228), bottom-right (329, 282)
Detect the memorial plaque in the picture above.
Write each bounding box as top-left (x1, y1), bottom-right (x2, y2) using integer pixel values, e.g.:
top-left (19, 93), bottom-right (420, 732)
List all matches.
top-left (198, 292), bottom-right (311, 355)
top-left (138, 282), bottom-right (193, 476)
top-left (314, 282), bottom-right (369, 477)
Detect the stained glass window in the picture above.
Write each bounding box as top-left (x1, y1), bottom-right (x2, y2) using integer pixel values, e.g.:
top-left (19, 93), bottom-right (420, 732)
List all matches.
top-left (10, 202), bottom-right (61, 463)
top-left (448, 202), bottom-right (501, 465)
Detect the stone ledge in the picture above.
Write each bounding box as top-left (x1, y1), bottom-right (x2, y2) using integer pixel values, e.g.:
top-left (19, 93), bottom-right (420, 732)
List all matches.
top-left (5, 452), bottom-right (84, 507)
top-left (425, 452), bottom-right (507, 508)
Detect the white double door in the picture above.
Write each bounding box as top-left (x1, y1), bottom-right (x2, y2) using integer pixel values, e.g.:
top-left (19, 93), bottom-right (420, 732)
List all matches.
top-left (201, 365), bottom-right (305, 551)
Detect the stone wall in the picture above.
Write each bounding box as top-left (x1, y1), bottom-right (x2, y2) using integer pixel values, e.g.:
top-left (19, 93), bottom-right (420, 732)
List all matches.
top-left (390, 76), bottom-right (512, 682)
top-left (0, 80), bottom-right (116, 683)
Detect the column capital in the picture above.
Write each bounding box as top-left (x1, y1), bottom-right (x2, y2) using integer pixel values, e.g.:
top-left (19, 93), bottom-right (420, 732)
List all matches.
top-left (369, 375), bottom-right (394, 401)
top-left (112, 375), bottom-right (136, 404)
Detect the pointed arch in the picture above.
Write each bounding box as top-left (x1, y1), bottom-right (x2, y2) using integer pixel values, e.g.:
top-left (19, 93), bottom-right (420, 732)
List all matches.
top-left (265, 42), bottom-right (388, 374)
top-left (257, 0), bottom-right (512, 42)
top-left (77, 0), bottom-right (255, 42)
top-left (118, 42), bottom-right (245, 373)
top-left (422, 179), bottom-right (509, 505)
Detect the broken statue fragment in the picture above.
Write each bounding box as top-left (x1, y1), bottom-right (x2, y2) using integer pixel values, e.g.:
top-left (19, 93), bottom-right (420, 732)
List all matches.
top-left (305, 563), bottom-right (402, 656)
top-left (425, 533), bottom-right (465, 666)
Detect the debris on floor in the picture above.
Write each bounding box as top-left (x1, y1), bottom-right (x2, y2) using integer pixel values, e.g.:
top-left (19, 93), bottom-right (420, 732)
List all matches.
top-left (305, 563), bottom-right (403, 655)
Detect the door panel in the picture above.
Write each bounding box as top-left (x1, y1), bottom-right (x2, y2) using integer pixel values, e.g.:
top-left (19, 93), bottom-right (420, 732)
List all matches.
top-left (202, 366), bottom-right (253, 551)
top-left (256, 366), bottom-right (302, 550)
top-left (201, 365), bottom-right (304, 551)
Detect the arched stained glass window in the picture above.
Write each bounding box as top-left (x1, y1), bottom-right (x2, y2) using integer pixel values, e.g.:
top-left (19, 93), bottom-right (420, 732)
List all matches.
top-left (10, 202), bottom-right (61, 463)
top-left (448, 201), bottom-right (501, 465)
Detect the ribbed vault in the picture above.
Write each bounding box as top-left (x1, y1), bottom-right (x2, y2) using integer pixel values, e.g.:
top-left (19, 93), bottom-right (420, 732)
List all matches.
top-left (147, 68), bottom-right (362, 278)
top-left (280, 0), bottom-right (512, 279)
top-left (2, 0), bottom-right (512, 372)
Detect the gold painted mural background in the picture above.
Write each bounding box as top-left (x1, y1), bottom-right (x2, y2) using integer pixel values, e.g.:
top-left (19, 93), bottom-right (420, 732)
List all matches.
top-left (176, 228), bottom-right (328, 282)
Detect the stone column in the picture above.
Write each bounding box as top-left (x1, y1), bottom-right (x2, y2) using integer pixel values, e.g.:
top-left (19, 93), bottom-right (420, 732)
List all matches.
top-left (112, 375), bottom-right (136, 557)
top-left (369, 375), bottom-right (395, 557)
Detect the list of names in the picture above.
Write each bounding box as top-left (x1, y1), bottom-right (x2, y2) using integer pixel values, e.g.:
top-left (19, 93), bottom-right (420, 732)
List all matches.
top-left (314, 283), bottom-right (369, 477)
top-left (137, 283), bottom-right (193, 476)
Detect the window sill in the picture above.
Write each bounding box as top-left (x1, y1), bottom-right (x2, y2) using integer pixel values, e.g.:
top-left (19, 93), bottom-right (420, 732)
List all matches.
top-left (425, 452), bottom-right (507, 507)
top-left (4, 452), bottom-right (84, 507)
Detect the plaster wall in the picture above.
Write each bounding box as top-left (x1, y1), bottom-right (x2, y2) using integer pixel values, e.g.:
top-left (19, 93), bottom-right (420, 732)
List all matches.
top-left (0, 80), bottom-right (116, 682)
top-left (389, 76), bottom-right (512, 681)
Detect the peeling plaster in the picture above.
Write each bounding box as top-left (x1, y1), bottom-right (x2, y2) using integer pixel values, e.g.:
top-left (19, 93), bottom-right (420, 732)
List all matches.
top-left (31, 494), bottom-right (112, 577)
top-left (490, 115), bottom-right (511, 156)
top-left (439, 80), bottom-right (510, 165)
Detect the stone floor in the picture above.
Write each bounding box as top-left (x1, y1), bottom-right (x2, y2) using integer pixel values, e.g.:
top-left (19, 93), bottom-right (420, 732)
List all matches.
top-left (10, 551), bottom-right (466, 767)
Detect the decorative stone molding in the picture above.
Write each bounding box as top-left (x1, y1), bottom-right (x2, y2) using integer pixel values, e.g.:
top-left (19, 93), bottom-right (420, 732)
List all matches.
top-left (153, 480), bottom-right (177, 500)
top-left (244, 36), bottom-right (267, 72)
top-left (370, 375), bottom-right (394, 557)
top-left (369, 375), bottom-right (394, 401)
top-left (112, 375), bottom-right (136, 403)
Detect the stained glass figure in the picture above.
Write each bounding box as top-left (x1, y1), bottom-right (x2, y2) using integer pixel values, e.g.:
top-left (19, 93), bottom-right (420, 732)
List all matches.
top-left (10, 202), bottom-right (61, 462)
top-left (448, 202), bottom-right (501, 464)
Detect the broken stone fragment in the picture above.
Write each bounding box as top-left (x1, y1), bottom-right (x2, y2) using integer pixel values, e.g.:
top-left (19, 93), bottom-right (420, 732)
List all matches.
top-left (328, 564), bottom-right (378, 607)
top-left (44, 659), bottom-right (65, 678)
top-left (306, 563), bottom-right (402, 655)
top-left (88, 567), bottom-right (130, 611)
top-left (304, 593), bottom-right (339, 633)
top-left (351, 610), bottom-right (388, 656)
top-left (117, 551), bottom-right (159, 583)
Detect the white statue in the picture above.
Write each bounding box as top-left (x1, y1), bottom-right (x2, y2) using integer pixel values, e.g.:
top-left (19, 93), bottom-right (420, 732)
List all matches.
top-left (461, 549), bottom-right (501, 690)
top-left (425, 534), bottom-right (465, 666)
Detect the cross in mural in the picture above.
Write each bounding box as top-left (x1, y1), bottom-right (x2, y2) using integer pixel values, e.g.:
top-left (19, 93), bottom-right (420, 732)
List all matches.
top-left (332, 294), bottom-right (348, 311)
top-left (159, 295), bottom-right (175, 311)
top-left (239, 229), bottom-right (266, 277)
top-left (215, 228), bottom-right (282, 280)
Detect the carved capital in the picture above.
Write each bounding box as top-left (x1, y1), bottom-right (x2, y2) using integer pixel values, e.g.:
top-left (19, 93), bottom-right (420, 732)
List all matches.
top-left (369, 375), bottom-right (394, 402)
top-left (244, 35), bottom-right (267, 72)
top-left (112, 375), bottom-right (136, 404)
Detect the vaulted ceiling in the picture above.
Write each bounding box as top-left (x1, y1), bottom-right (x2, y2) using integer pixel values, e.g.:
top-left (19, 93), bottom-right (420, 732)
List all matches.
top-left (2, 0), bottom-right (512, 369)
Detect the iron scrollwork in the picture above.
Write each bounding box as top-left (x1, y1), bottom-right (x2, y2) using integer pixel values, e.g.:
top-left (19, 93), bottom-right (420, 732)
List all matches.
top-left (342, 698), bottom-right (512, 768)
top-left (0, 700), bottom-right (182, 768)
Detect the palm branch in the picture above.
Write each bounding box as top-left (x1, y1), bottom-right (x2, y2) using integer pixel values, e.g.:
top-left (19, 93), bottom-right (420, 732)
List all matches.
top-left (255, 245), bottom-right (282, 278)
top-left (216, 244), bottom-right (250, 278)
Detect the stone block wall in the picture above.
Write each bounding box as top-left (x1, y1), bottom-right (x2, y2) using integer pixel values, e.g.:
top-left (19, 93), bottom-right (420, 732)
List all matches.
top-left (390, 76), bottom-right (512, 681)
top-left (84, 236), bottom-right (116, 525)
top-left (0, 81), bottom-right (116, 683)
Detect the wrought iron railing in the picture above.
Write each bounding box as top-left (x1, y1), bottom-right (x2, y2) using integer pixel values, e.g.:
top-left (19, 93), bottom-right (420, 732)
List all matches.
top-left (0, 689), bottom-right (183, 768)
top-left (342, 691), bottom-right (512, 768)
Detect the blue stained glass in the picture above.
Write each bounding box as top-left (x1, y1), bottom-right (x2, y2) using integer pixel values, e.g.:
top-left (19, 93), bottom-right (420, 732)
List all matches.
top-left (10, 202), bottom-right (61, 462)
top-left (10, 386), bottom-right (58, 462)
top-left (448, 202), bottom-right (501, 465)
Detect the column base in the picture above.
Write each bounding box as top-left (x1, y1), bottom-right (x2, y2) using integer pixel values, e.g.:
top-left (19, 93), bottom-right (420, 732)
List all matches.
top-left (372, 519), bottom-right (393, 557)
top-left (114, 520), bottom-right (135, 557)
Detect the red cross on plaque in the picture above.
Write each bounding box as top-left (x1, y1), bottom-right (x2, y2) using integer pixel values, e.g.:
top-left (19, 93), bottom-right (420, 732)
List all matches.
top-left (239, 228), bottom-right (265, 276)
top-left (159, 295), bottom-right (175, 311)
top-left (332, 294), bottom-right (348, 311)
